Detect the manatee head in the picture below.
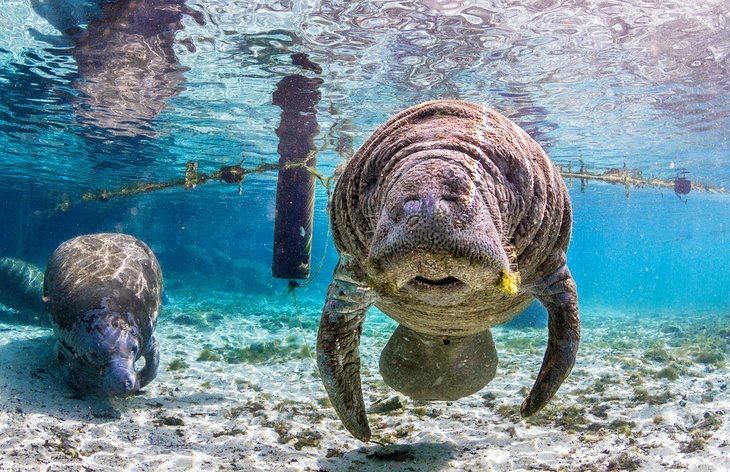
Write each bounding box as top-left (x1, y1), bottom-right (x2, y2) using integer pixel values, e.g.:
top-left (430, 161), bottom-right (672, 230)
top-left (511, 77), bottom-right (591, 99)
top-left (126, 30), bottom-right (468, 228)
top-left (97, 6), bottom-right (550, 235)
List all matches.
top-left (57, 299), bottom-right (143, 396)
top-left (364, 150), bottom-right (517, 306)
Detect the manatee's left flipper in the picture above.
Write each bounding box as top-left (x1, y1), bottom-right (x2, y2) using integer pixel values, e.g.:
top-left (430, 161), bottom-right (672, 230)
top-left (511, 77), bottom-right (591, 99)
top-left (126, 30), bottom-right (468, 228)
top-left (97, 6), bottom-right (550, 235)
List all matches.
top-left (317, 258), bottom-right (376, 442)
top-left (521, 263), bottom-right (580, 416)
top-left (138, 334), bottom-right (160, 389)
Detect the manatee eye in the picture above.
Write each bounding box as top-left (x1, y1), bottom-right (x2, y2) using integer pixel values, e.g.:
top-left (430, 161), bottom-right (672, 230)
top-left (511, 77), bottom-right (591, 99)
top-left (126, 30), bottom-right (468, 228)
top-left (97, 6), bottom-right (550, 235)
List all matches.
top-left (131, 345), bottom-right (139, 355)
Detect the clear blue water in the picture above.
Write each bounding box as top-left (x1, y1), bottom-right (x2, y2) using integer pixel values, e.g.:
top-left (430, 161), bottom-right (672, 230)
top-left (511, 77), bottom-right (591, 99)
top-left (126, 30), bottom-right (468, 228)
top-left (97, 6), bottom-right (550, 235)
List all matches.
top-left (0, 1), bottom-right (729, 469)
top-left (1, 0), bottom-right (727, 312)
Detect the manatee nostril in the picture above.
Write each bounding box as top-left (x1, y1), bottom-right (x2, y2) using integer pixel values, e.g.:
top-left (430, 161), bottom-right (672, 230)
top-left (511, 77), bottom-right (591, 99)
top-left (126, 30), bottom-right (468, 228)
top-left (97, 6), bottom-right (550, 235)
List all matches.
top-left (403, 198), bottom-right (422, 215)
top-left (391, 194), bottom-right (457, 226)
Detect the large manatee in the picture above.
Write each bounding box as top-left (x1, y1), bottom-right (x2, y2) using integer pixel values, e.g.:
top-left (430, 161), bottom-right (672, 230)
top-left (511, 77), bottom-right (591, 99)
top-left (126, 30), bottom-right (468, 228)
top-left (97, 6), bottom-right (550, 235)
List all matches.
top-left (317, 100), bottom-right (580, 441)
top-left (43, 233), bottom-right (162, 396)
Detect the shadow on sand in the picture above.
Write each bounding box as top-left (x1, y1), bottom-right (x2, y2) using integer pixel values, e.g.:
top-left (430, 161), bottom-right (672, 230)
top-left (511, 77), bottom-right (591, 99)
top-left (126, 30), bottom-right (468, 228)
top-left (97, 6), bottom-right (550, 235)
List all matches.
top-left (0, 327), bottom-right (134, 422)
top-left (318, 442), bottom-right (458, 472)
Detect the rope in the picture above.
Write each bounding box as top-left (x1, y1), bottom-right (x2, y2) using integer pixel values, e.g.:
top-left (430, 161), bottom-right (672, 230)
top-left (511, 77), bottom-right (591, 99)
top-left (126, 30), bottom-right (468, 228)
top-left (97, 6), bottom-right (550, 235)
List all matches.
top-left (289, 281), bottom-right (319, 373)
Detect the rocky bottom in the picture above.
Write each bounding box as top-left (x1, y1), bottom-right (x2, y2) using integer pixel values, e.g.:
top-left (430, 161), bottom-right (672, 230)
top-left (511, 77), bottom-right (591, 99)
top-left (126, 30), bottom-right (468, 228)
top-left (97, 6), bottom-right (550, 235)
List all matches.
top-left (0, 290), bottom-right (728, 471)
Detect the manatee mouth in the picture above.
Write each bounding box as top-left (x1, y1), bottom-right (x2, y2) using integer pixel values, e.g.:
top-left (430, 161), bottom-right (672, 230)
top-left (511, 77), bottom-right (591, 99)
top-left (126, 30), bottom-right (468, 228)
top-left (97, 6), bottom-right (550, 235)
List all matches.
top-left (409, 275), bottom-right (465, 289)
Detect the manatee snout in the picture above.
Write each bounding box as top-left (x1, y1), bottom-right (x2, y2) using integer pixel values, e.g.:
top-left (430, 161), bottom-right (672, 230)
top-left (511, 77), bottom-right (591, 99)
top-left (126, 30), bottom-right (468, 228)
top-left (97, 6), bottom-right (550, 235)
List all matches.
top-left (366, 159), bottom-right (511, 294)
top-left (101, 356), bottom-right (139, 396)
top-left (94, 319), bottom-right (143, 396)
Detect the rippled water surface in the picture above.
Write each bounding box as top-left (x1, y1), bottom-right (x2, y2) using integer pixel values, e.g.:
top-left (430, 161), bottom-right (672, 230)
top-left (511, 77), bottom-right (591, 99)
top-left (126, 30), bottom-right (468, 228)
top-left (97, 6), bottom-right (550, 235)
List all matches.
top-left (1, 0), bottom-right (729, 195)
top-left (0, 0), bottom-right (728, 322)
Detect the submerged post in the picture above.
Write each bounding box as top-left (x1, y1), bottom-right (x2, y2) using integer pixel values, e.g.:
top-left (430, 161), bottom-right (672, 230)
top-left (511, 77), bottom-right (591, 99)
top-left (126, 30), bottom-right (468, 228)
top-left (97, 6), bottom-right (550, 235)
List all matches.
top-left (271, 53), bottom-right (323, 279)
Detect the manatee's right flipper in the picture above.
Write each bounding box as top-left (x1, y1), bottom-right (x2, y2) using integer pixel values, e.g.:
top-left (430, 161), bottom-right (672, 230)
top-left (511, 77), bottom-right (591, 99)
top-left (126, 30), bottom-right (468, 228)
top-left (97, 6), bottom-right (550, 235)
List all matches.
top-left (521, 263), bottom-right (580, 416)
top-left (138, 334), bottom-right (160, 389)
top-left (316, 258), bottom-right (376, 442)
top-left (379, 325), bottom-right (498, 401)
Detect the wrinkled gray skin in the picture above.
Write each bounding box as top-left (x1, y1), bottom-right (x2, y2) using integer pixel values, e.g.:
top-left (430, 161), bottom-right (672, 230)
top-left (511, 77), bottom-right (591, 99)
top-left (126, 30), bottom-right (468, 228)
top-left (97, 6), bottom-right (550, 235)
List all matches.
top-left (43, 233), bottom-right (162, 396)
top-left (0, 257), bottom-right (50, 326)
top-left (317, 100), bottom-right (580, 441)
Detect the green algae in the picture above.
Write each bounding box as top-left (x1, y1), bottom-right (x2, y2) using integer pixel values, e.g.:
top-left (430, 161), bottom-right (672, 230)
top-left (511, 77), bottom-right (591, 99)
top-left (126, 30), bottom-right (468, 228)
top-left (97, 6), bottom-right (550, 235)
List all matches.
top-left (317, 397), bottom-right (332, 409)
top-left (631, 386), bottom-right (675, 406)
top-left (657, 366), bottom-right (680, 381)
top-left (500, 334), bottom-right (544, 353)
top-left (648, 388), bottom-right (676, 405)
top-left (395, 424), bottom-right (416, 439)
top-left (554, 405), bottom-right (589, 432)
top-left (609, 419), bottom-right (635, 436)
top-left (590, 373), bottom-right (621, 393)
top-left (225, 339), bottom-right (311, 364)
top-left (632, 387), bottom-right (650, 402)
top-left (694, 350), bottom-right (725, 365)
top-left (167, 359), bottom-right (189, 371)
top-left (607, 452), bottom-right (642, 471)
top-left (366, 277), bottom-right (398, 297)
top-left (626, 373), bottom-right (645, 387)
top-left (643, 343), bottom-right (672, 362)
top-left (496, 403), bottom-right (519, 418)
top-left (173, 313), bottom-right (208, 328)
top-left (680, 437), bottom-right (707, 453)
top-left (293, 430), bottom-right (323, 450)
top-left (197, 348), bottom-right (222, 362)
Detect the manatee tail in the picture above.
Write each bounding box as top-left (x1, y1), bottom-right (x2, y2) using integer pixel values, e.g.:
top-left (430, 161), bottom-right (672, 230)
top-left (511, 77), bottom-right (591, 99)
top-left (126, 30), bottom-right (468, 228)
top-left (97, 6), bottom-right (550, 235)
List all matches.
top-left (379, 325), bottom-right (498, 401)
top-left (521, 264), bottom-right (580, 416)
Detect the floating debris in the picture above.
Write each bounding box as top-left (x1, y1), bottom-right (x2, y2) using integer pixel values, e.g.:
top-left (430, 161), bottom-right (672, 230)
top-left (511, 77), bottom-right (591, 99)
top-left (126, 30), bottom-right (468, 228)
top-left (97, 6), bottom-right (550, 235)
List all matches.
top-left (674, 168), bottom-right (692, 195)
top-left (47, 158), bottom-right (330, 215)
top-left (558, 162), bottom-right (728, 199)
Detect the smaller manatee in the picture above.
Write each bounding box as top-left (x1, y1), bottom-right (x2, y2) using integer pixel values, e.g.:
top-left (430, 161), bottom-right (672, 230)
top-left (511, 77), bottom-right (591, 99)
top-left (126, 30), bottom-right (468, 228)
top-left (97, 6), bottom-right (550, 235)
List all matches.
top-left (0, 257), bottom-right (49, 326)
top-left (43, 233), bottom-right (163, 396)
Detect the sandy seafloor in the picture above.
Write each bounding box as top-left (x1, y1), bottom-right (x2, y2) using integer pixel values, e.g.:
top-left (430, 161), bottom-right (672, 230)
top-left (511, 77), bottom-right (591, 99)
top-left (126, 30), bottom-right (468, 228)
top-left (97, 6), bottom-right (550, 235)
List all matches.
top-left (1, 289), bottom-right (728, 472)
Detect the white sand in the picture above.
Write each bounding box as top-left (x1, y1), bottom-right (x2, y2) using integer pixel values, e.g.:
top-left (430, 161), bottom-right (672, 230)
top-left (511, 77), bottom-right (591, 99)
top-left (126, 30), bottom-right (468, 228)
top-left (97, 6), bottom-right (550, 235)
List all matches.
top-left (1, 293), bottom-right (728, 471)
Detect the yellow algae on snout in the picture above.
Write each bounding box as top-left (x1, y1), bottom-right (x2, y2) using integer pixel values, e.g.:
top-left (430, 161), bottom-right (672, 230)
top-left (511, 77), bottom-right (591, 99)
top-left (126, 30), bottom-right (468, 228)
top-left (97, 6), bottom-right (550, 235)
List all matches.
top-left (496, 269), bottom-right (520, 296)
